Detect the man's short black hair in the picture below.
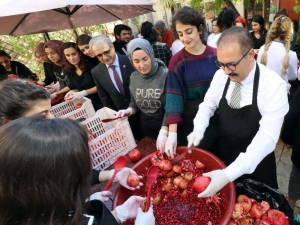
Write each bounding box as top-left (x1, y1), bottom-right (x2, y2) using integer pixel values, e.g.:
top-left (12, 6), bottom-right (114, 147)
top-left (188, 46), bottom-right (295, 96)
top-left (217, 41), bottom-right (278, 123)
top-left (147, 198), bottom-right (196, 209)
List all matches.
top-left (114, 24), bottom-right (132, 37)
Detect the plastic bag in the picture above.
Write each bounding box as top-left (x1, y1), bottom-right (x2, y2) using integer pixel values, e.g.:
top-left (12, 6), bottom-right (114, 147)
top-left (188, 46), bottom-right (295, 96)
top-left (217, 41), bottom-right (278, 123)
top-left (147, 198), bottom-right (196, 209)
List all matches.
top-left (235, 179), bottom-right (294, 225)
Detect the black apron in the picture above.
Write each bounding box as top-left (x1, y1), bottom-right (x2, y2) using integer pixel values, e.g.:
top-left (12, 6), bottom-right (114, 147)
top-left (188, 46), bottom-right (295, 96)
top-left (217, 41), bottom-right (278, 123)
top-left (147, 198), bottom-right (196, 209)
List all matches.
top-left (139, 111), bottom-right (164, 140)
top-left (84, 200), bottom-right (119, 225)
top-left (178, 99), bottom-right (202, 146)
top-left (218, 63), bottom-right (278, 189)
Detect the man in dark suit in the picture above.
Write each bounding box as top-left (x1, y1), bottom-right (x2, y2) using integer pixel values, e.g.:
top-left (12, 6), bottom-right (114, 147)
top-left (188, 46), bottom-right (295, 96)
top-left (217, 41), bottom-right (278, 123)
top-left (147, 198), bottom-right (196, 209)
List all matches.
top-left (89, 35), bottom-right (134, 111)
top-left (89, 35), bottom-right (143, 139)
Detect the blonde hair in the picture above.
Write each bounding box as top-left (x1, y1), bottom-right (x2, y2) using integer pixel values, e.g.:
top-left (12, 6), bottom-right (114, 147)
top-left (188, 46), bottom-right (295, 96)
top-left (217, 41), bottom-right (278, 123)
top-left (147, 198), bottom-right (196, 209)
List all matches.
top-left (260, 16), bottom-right (292, 77)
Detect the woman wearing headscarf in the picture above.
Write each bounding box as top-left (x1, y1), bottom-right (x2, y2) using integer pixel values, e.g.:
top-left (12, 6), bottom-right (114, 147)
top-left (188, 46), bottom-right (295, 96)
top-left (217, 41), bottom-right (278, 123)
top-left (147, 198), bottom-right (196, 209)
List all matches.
top-left (154, 20), bottom-right (174, 48)
top-left (116, 38), bottom-right (168, 140)
top-left (44, 40), bottom-right (69, 97)
top-left (34, 42), bottom-right (57, 86)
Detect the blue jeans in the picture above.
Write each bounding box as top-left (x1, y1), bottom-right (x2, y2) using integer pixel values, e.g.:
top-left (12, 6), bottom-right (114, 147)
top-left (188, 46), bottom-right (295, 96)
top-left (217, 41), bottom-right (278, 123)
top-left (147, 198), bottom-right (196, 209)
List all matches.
top-left (289, 164), bottom-right (300, 200)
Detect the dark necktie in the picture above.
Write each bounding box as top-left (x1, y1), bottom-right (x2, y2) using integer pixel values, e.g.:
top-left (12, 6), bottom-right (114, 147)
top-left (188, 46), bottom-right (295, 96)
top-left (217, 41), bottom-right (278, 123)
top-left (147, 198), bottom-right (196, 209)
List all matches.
top-left (109, 65), bottom-right (124, 95)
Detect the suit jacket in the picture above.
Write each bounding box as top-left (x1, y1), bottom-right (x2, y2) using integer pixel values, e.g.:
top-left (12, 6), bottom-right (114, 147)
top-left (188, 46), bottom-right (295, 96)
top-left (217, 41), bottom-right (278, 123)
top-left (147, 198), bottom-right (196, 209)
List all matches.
top-left (91, 54), bottom-right (135, 111)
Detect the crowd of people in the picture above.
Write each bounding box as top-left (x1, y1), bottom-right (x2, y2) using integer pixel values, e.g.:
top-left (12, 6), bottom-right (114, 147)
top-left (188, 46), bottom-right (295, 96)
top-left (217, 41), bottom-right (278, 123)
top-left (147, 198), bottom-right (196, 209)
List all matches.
top-left (0, 5), bottom-right (300, 225)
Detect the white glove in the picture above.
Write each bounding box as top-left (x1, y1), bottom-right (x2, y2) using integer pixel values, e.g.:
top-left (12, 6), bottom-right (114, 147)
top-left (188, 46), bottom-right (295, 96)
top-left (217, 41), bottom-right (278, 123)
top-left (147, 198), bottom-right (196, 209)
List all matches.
top-left (65, 90), bottom-right (87, 101)
top-left (197, 169), bottom-right (230, 198)
top-left (164, 132), bottom-right (177, 159)
top-left (64, 90), bottom-right (75, 99)
top-left (86, 191), bottom-right (112, 202)
top-left (50, 93), bottom-right (57, 99)
top-left (187, 129), bottom-right (204, 149)
top-left (135, 206), bottom-right (155, 225)
top-left (115, 196), bottom-right (145, 222)
top-left (45, 82), bottom-right (60, 93)
top-left (156, 129), bottom-right (168, 153)
top-left (116, 108), bottom-right (133, 117)
top-left (110, 167), bottom-right (143, 190)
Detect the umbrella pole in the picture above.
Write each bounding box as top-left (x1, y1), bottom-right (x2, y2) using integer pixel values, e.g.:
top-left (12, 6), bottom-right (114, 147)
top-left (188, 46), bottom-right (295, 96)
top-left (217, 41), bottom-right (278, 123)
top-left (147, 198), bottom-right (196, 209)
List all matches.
top-left (43, 32), bottom-right (50, 42)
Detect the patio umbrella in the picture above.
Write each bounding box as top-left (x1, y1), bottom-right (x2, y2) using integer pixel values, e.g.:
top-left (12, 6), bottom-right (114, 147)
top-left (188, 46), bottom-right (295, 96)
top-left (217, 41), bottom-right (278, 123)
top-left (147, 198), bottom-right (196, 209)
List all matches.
top-left (0, 0), bottom-right (155, 36)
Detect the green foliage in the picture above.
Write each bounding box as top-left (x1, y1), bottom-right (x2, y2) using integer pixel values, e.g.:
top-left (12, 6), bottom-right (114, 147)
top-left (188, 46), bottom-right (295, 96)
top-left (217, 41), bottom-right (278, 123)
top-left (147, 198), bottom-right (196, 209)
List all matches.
top-left (205, 0), bottom-right (241, 15)
top-left (131, 14), bottom-right (148, 32)
top-left (294, 5), bottom-right (300, 14)
top-left (190, 0), bottom-right (204, 10)
top-left (0, 24), bottom-right (105, 75)
top-left (159, 0), bottom-right (185, 9)
top-left (243, 0), bottom-right (263, 10)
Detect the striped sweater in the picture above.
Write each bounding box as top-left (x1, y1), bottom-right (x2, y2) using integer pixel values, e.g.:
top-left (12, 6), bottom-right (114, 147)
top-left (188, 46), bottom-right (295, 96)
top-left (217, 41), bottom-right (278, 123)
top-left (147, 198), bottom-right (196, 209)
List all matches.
top-left (166, 46), bottom-right (218, 125)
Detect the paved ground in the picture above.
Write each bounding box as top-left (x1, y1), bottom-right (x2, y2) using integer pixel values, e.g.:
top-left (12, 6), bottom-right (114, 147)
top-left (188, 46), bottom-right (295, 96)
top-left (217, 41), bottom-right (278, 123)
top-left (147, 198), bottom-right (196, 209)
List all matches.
top-left (276, 139), bottom-right (300, 217)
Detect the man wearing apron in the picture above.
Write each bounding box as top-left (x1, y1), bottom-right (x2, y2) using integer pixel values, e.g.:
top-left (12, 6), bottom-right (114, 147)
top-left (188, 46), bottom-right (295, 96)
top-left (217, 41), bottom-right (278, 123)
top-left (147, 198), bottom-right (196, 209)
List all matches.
top-left (188, 27), bottom-right (289, 197)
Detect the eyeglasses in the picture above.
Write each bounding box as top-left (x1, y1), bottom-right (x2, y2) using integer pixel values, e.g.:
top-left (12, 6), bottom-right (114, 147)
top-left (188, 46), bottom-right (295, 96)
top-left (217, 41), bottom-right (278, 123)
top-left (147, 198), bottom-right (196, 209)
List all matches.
top-left (96, 47), bottom-right (111, 58)
top-left (215, 49), bottom-right (251, 71)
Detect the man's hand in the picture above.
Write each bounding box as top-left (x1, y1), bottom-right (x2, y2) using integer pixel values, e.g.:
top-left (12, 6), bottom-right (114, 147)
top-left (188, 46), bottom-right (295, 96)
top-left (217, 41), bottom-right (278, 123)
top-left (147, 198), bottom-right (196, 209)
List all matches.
top-left (197, 169), bottom-right (230, 198)
top-left (187, 130), bottom-right (204, 149)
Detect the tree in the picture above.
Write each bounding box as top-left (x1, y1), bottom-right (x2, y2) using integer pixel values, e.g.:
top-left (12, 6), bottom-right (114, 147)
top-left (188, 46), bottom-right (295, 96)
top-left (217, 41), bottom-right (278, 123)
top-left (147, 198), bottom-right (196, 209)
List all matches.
top-left (294, 0), bottom-right (300, 14)
top-left (0, 24), bottom-right (106, 75)
top-left (201, 0), bottom-right (241, 17)
top-left (130, 14), bottom-right (148, 33)
top-left (190, 0), bottom-right (204, 11)
top-left (263, 0), bottom-right (270, 29)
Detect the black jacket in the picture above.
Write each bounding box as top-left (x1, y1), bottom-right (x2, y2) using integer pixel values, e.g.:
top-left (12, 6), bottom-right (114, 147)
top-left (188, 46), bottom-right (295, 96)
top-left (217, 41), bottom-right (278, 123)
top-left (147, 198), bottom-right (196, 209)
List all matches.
top-left (9, 61), bottom-right (38, 80)
top-left (281, 87), bottom-right (300, 169)
top-left (113, 41), bottom-right (127, 55)
top-left (43, 62), bottom-right (57, 85)
top-left (91, 54), bottom-right (134, 111)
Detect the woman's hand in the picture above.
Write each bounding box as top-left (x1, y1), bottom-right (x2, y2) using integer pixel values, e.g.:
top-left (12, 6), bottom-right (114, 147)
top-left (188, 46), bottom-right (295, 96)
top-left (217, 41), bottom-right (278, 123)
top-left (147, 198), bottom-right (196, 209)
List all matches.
top-left (111, 167), bottom-right (143, 190)
top-left (116, 108), bottom-right (133, 117)
top-left (64, 90), bottom-right (87, 101)
top-left (115, 196), bottom-right (146, 222)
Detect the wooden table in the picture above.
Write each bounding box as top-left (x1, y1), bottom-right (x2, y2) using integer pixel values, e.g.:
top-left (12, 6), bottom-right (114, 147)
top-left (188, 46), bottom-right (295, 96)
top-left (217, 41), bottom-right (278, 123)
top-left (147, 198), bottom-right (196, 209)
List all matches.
top-left (94, 137), bottom-right (157, 210)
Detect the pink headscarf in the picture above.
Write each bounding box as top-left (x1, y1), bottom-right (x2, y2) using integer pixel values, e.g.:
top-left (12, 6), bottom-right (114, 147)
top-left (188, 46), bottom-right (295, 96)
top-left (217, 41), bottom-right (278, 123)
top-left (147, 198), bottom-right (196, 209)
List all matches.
top-left (44, 40), bottom-right (66, 67)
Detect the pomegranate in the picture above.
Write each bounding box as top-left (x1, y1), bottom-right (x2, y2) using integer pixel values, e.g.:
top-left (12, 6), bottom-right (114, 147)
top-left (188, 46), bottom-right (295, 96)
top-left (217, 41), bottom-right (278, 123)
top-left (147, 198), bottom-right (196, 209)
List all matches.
top-left (192, 176), bottom-right (211, 193)
top-left (126, 174), bottom-right (140, 188)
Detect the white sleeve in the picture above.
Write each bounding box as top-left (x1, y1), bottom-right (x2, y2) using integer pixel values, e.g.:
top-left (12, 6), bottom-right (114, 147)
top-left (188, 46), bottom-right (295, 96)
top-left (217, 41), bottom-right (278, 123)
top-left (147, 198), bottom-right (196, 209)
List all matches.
top-left (256, 46), bottom-right (264, 63)
top-left (224, 79), bottom-right (289, 181)
top-left (193, 70), bottom-right (222, 133)
top-left (286, 51), bottom-right (298, 81)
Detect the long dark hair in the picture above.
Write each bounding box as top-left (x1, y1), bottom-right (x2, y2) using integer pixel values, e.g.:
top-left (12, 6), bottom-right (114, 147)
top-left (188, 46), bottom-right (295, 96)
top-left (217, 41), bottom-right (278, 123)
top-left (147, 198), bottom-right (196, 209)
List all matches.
top-left (0, 79), bottom-right (50, 126)
top-left (141, 21), bottom-right (160, 43)
top-left (0, 115), bottom-right (91, 225)
top-left (63, 42), bottom-right (87, 73)
top-left (76, 34), bottom-right (92, 45)
top-left (252, 14), bottom-right (267, 39)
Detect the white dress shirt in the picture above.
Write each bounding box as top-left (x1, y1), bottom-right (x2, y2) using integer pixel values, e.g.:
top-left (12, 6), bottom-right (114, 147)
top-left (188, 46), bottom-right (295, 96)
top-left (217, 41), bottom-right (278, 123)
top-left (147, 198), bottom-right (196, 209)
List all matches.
top-left (193, 62), bottom-right (289, 182)
top-left (257, 41), bottom-right (300, 91)
top-left (207, 33), bottom-right (221, 48)
top-left (106, 54), bottom-right (124, 92)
